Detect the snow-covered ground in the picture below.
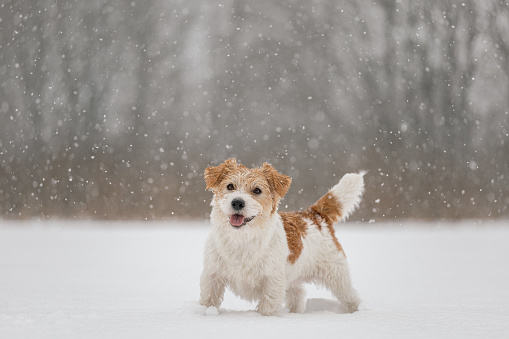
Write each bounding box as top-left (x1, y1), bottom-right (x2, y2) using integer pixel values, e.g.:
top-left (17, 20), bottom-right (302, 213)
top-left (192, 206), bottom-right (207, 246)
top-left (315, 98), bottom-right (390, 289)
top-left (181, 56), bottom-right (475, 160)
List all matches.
top-left (1, 220), bottom-right (508, 338)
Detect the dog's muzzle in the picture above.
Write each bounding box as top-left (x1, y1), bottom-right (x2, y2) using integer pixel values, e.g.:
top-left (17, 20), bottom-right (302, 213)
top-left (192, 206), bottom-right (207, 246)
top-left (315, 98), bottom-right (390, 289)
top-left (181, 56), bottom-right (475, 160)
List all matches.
top-left (229, 214), bottom-right (254, 228)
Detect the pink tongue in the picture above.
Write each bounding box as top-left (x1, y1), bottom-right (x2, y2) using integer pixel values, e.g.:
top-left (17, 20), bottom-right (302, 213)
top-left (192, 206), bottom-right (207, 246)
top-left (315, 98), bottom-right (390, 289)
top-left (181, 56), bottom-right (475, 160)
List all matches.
top-left (230, 214), bottom-right (245, 226)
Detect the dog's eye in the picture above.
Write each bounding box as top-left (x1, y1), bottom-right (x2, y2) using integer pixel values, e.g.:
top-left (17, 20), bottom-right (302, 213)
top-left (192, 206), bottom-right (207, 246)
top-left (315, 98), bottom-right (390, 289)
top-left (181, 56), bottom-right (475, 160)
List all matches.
top-left (227, 184), bottom-right (235, 191)
top-left (253, 188), bottom-right (262, 195)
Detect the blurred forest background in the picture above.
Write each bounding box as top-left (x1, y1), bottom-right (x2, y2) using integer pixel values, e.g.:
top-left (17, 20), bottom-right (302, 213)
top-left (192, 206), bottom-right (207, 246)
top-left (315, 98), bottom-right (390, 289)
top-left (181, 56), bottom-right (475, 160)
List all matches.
top-left (0, 0), bottom-right (508, 221)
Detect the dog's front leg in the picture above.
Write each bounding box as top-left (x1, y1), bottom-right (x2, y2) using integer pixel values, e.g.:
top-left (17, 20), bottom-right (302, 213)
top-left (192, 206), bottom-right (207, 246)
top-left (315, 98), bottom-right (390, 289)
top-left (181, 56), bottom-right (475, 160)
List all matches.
top-left (256, 272), bottom-right (285, 316)
top-left (200, 238), bottom-right (226, 309)
top-left (199, 268), bottom-right (225, 308)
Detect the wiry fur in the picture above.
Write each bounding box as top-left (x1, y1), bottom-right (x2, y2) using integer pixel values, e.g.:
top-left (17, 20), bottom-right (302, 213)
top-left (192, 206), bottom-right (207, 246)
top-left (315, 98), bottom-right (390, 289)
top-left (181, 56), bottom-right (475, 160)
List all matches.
top-left (200, 159), bottom-right (365, 316)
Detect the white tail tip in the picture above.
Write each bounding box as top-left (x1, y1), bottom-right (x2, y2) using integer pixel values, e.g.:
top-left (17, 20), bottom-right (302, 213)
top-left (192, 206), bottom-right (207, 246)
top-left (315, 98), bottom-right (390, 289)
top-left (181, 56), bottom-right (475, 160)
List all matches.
top-left (330, 171), bottom-right (365, 221)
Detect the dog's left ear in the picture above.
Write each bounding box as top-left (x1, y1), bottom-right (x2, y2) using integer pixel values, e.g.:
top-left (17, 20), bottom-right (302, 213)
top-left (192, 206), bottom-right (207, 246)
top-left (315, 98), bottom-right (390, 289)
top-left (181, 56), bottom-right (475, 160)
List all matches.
top-left (204, 158), bottom-right (239, 190)
top-left (262, 162), bottom-right (292, 198)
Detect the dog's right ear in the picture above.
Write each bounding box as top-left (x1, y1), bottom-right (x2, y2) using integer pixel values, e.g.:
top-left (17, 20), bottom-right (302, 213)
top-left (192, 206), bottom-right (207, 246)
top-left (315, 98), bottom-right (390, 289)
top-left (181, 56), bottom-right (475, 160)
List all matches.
top-left (204, 158), bottom-right (238, 190)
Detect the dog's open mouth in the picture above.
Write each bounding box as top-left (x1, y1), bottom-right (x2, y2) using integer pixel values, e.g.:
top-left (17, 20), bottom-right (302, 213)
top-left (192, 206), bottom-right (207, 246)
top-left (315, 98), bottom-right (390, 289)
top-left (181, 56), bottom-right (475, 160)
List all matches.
top-left (229, 214), bottom-right (254, 228)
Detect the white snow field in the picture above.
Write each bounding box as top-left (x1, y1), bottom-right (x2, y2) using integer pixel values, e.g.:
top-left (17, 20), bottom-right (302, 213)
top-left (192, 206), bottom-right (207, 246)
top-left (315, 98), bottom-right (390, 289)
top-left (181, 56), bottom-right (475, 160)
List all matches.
top-left (1, 220), bottom-right (508, 339)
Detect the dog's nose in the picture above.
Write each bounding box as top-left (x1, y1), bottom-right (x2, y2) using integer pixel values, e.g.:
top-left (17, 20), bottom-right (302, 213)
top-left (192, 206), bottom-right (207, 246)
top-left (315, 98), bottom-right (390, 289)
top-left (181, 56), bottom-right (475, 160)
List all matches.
top-left (231, 198), bottom-right (245, 211)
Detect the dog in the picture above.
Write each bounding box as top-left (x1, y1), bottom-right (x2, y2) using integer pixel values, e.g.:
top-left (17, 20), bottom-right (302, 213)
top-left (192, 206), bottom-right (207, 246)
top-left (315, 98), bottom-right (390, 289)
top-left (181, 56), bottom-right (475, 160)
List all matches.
top-left (199, 158), bottom-right (364, 316)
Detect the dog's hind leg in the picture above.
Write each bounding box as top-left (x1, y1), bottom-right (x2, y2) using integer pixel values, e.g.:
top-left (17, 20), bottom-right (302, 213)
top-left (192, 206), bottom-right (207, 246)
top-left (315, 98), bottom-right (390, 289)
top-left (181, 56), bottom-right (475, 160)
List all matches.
top-left (322, 259), bottom-right (361, 313)
top-left (286, 283), bottom-right (306, 313)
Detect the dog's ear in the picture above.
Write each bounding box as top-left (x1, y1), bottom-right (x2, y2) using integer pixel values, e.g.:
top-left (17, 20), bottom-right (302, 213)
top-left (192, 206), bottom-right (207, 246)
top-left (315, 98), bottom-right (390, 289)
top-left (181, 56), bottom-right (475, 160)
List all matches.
top-left (204, 158), bottom-right (239, 190)
top-left (262, 162), bottom-right (292, 198)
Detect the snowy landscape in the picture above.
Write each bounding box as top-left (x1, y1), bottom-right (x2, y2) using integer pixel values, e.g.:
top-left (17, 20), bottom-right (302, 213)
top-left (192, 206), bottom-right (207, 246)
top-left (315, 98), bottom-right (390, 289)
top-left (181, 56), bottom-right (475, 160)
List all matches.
top-left (1, 220), bottom-right (508, 338)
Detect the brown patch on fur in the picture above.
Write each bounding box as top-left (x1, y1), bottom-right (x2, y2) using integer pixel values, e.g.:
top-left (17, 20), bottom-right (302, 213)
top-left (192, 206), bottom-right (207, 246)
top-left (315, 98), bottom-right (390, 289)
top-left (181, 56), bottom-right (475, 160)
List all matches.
top-left (310, 192), bottom-right (343, 224)
top-left (280, 202), bottom-right (346, 263)
top-left (309, 193), bottom-right (345, 256)
top-left (279, 212), bottom-right (307, 264)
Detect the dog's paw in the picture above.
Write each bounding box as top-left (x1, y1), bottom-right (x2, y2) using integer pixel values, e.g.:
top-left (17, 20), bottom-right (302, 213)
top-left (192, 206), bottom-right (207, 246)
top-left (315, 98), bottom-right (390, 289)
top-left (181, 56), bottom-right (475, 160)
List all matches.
top-left (256, 303), bottom-right (281, 316)
top-left (257, 309), bottom-right (279, 316)
top-left (178, 301), bottom-right (221, 316)
top-left (287, 300), bottom-right (306, 313)
top-left (205, 306), bottom-right (220, 316)
top-left (177, 301), bottom-right (208, 315)
top-left (345, 300), bottom-right (360, 313)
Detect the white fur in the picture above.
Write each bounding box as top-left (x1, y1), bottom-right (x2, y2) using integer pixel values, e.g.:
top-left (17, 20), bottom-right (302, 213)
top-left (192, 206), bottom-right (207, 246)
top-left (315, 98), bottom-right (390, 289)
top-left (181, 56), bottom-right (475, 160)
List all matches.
top-left (200, 172), bottom-right (364, 316)
top-left (331, 171), bottom-right (366, 221)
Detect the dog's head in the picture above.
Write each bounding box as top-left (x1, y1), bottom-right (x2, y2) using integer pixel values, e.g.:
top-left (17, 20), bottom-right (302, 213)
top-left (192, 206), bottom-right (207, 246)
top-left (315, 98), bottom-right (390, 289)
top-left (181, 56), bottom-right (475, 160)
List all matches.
top-left (204, 159), bottom-right (292, 229)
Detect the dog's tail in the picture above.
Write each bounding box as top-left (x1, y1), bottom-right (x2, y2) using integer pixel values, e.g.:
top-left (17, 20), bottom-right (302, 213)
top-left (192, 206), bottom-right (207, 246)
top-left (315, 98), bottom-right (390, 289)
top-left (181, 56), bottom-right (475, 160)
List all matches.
top-left (309, 171), bottom-right (366, 224)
